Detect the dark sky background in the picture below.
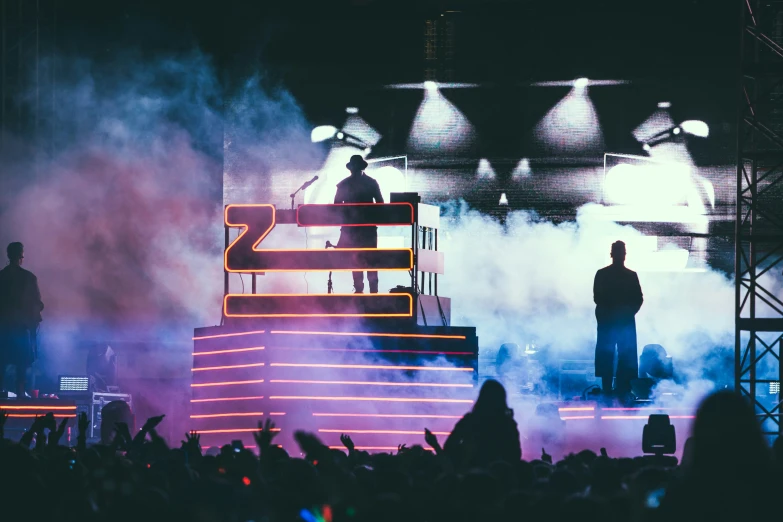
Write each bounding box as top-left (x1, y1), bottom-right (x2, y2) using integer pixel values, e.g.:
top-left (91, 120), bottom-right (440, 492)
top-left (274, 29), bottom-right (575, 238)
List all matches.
top-left (55, 0), bottom-right (738, 85)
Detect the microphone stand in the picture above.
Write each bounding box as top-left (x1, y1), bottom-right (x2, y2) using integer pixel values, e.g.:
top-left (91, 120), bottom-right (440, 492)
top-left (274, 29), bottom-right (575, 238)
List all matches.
top-left (326, 241), bottom-right (336, 293)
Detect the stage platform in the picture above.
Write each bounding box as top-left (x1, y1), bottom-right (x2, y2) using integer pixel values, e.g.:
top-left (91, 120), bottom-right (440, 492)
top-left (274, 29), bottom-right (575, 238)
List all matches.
top-left (190, 323), bottom-right (479, 452)
top-left (0, 399), bottom-right (78, 442)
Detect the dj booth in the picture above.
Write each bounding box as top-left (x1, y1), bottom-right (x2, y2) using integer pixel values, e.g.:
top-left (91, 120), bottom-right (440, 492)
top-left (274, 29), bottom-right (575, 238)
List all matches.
top-left (191, 194), bottom-right (479, 452)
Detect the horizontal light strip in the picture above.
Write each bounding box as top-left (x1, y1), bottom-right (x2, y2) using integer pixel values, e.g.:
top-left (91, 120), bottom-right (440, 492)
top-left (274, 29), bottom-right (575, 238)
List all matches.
top-left (561, 415), bottom-right (596, 420)
top-left (271, 330), bottom-right (466, 340)
top-left (193, 362), bottom-right (265, 372)
top-left (195, 428), bottom-right (281, 434)
top-left (190, 396), bottom-right (263, 403)
top-left (319, 429), bottom-right (450, 435)
top-left (191, 379), bottom-right (264, 388)
top-left (313, 413), bottom-right (461, 419)
top-left (558, 407), bottom-right (596, 412)
top-left (203, 445), bottom-right (258, 450)
top-left (190, 412), bottom-right (264, 419)
top-left (193, 330), bottom-right (265, 341)
top-left (0, 405), bottom-right (77, 410)
top-left (270, 412), bottom-right (286, 416)
top-left (601, 407), bottom-right (690, 411)
top-left (8, 414), bottom-right (76, 418)
top-left (270, 363), bottom-right (472, 372)
top-left (270, 379), bottom-right (473, 388)
top-left (271, 347), bottom-right (474, 355)
top-left (193, 346), bottom-right (265, 356)
top-left (329, 446), bottom-right (434, 452)
top-left (669, 416), bottom-right (696, 419)
top-left (270, 396), bottom-right (472, 403)
top-left (600, 416), bottom-right (651, 420)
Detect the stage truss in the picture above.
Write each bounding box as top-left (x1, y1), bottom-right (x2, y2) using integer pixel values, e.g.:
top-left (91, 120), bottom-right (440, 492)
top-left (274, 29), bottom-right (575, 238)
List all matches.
top-left (736, 0), bottom-right (783, 439)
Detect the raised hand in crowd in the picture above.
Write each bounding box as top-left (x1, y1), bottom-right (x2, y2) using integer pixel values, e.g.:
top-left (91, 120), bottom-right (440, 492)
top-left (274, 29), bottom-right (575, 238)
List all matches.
top-left (541, 447), bottom-right (552, 464)
top-left (340, 433), bottom-right (355, 454)
top-left (424, 428), bottom-right (443, 455)
top-left (253, 418), bottom-right (278, 454)
top-left (19, 415), bottom-right (41, 448)
top-left (47, 417), bottom-right (69, 447)
top-left (181, 430), bottom-right (201, 460)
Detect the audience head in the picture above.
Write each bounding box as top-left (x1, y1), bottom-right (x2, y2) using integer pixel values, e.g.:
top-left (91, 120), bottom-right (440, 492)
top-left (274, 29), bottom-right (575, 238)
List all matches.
top-left (100, 400), bottom-right (135, 444)
top-left (610, 240), bottom-right (626, 265)
top-left (472, 379), bottom-right (510, 416)
top-left (6, 242), bottom-right (24, 265)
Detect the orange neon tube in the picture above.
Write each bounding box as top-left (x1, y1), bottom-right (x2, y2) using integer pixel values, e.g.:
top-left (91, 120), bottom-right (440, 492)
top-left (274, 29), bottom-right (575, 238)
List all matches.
top-left (601, 407), bottom-right (689, 411)
top-left (7, 414), bottom-right (76, 418)
top-left (319, 429), bottom-right (450, 435)
top-left (313, 413), bottom-right (461, 419)
top-left (269, 363), bottom-right (472, 371)
top-left (0, 405), bottom-right (77, 410)
top-left (270, 379), bottom-right (473, 388)
top-left (561, 415), bottom-right (596, 420)
top-left (191, 379), bottom-right (264, 387)
top-left (192, 362), bottom-right (265, 372)
top-left (558, 407), bottom-right (596, 412)
top-left (193, 330), bottom-right (266, 341)
top-left (270, 396), bottom-right (473, 403)
top-left (196, 428), bottom-right (281, 434)
top-left (328, 446), bottom-right (434, 452)
top-left (269, 412), bottom-right (286, 416)
top-left (271, 347), bottom-right (474, 355)
top-left (271, 330), bottom-right (467, 340)
top-left (190, 396), bottom-right (263, 403)
top-left (224, 293), bottom-right (413, 318)
top-left (296, 202), bottom-right (415, 227)
top-left (193, 346), bottom-right (265, 356)
top-left (190, 412), bottom-right (264, 419)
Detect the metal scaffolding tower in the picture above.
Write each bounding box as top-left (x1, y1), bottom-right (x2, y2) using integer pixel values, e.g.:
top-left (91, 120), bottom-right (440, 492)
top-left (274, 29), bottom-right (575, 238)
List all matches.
top-left (736, 0), bottom-right (783, 440)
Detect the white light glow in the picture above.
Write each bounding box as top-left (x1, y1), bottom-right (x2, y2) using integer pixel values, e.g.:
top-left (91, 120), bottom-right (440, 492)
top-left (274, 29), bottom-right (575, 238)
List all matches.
top-left (477, 158), bottom-right (496, 179)
top-left (574, 77), bottom-right (589, 88)
top-left (604, 162), bottom-right (692, 207)
top-left (424, 81), bottom-right (438, 92)
top-left (311, 125), bottom-right (338, 143)
top-left (407, 86), bottom-right (476, 155)
top-left (657, 101), bottom-right (671, 108)
top-left (499, 193), bottom-right (509, 206)
top-left (534, 86), bottom-right (604, 154)
top-left (672, 127), bottom-right (681, 135)
top-left (336, 131), bottom-right (345, 140)
top-left (511, 158), bottom-right (532, 180)
top-left (369, 165), bottom-right (406, 203)
top-left (680, 120), bottom-right (709, 138)
top-left (346, 107), bottom-right (359, 114)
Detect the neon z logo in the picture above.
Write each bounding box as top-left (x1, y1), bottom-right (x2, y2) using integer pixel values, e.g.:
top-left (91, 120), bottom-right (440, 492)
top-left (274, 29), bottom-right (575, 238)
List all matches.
top-left (224, 204), bottom-right (413, 272)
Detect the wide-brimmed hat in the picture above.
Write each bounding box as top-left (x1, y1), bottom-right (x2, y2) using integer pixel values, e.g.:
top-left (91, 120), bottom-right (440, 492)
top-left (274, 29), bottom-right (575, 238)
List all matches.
top-left (346, 155), bottom-right (368, 171)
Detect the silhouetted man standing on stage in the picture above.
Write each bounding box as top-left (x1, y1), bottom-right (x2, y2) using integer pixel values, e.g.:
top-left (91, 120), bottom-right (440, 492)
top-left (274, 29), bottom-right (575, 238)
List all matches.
top-left (0, 242), bottom-right (44, 398)
top-left (594, 241), bottom-right (643, 400)
top-left (334, 155), bottom-right (384, 293)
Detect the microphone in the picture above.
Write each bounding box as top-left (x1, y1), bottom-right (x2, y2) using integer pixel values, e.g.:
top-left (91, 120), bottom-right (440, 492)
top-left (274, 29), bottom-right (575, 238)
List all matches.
top-left (291, 175), bottom-right (319, 197)
top-left (326, 241), bottom-right (335, 248)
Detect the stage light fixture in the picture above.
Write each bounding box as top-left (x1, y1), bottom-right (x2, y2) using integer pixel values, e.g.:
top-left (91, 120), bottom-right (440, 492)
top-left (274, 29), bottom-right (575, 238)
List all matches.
top-left (311, 125), bottom-right (339, 143)
top-left (407, 82), bottom-right (476, 154)
top-left (658, 101), bottom-right (671, 108)
top-left (672, 127), bottom-right (681, 135)
top-left (499, 193), bottom-right (509, 206)
top-left (424, 80), bottom-right (438, 92)
top-left (533, 80), bottom-right (604, 154)
top-left (346, 107), bottom-right (359, 114)
top-left (642, 414), bottom-right (676, 456)
top-left (574, 77), bottom-right (589, 88)
top-left (336, 131), bottom-right (345, 140)
top-left (680, 120), bottom-right (709, 138)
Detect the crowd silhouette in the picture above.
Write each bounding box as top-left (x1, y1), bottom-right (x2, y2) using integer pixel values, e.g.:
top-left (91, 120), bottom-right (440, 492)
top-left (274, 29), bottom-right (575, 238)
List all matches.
top-left (0, 381), bottom-right (781, 522)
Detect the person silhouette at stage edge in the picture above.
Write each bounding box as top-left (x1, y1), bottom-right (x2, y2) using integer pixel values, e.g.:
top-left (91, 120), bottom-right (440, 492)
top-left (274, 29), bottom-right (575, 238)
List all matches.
top-left (334, 155), bottom-right (384, 293)
top-left (0, 242), bottom-right (44, 398)
top-left (593, 240), bottom-right (643, 402)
